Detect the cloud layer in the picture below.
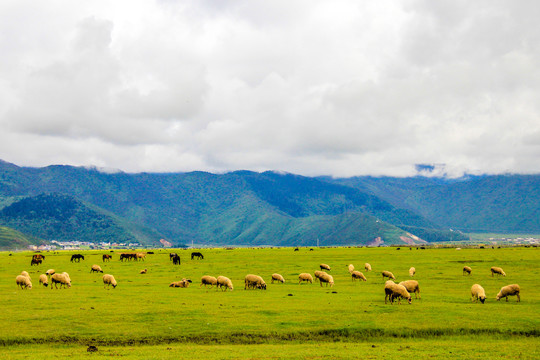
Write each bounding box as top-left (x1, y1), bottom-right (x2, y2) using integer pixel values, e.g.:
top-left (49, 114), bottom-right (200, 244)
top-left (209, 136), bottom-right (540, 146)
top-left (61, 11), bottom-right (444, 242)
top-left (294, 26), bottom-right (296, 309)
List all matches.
top-left (1, 0), bottom-right (539, 177)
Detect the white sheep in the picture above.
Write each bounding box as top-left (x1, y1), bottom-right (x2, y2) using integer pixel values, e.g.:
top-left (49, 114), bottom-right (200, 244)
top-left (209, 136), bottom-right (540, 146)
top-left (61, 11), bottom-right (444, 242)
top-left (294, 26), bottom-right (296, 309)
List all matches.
top-left (382, 270), bottom-right (396, 281)
top-left (15, 275), bottom-right (32, 289)
top-left (62, 272), bottom-right (71, 283)
top-left (471, 284), bottom-right (486, 304)
top-left (200, 275), bottom-right (218, 288)
top-left (351, 271), bottom-right (367, 282)
top-left (496, 284), bottom-right (520, 302)
top-left (39, 274), bottom-right (48, 287)
top-left (491, 267), bottom-right (506, 277)
top-left (103, 274), bottom-right (117, 289)
top-left (298, 273), bottom-right (314, 284)
top-left (271, 273), bottom-right (285, 284)
top-left (318, 273), bottom-right (334, 287)
top-left (169, 278), bottom-right (192, 288)
top-left (384, 280), bottom-right (395, 303)
top-left (409, 267), bottom-right (416, 277)
top-left (216, 276), bottom-right (233, 291)
top-left (140, 269), bottom-right (147, 274)
top-left (348, 264), bottom-right (355, 273)
top-left (20, 271), bottom-right (31, 280)
top-left (90, 264), bottom-right (103, 273)
top-left (244, 274), bottom-right (267, 290)
top-left (399, 280), bottom-right (421, 299)
top-left (313, 270), bottom-right (324, 283)
top-left (51, 273), bottom-right (71, 289)
top-left (463, 266), bottom-right (472, 275)
top-left (364, 263), bottom-right (372, 271)
top-left (388, 283), bottom-right (412, 304)
top-left (320, 263), bottom-right (331, 271)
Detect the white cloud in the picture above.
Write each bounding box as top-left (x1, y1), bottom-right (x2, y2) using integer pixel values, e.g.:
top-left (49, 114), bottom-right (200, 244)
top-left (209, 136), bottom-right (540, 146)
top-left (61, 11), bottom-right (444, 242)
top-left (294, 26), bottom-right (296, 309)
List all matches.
top-left (0, 0), bottom-right (539, 176)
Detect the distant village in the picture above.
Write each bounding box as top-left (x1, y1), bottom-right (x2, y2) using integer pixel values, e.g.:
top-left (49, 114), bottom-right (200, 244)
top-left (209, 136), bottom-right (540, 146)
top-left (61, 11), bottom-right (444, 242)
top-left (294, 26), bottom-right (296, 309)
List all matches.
top-left (26, 239), bottom-right (176, 251)
top-left (24, 236), bottom-right (540, 251)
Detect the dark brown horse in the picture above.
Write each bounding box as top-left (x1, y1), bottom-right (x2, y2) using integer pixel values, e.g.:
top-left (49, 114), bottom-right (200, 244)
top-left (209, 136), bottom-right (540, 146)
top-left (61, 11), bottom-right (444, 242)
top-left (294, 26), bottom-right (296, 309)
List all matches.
top-left (191, 252), bottom-right (204, 260)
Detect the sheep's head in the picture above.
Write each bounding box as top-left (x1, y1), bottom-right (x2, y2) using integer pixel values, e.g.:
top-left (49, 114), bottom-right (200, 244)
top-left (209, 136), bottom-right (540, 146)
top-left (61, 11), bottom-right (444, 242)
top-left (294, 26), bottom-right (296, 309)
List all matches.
top-left (496, 292), bottom-right (502, 301)
top-left (407, 296), bottom-right (412, 304)
top-left (479, 296), bottom-right (486, 304)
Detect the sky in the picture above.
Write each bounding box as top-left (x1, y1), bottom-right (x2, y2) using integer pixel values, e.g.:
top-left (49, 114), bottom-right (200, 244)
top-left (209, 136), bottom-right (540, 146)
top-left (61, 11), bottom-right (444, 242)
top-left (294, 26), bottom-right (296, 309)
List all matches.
top-left (0, 0), bottom-right (539, 177)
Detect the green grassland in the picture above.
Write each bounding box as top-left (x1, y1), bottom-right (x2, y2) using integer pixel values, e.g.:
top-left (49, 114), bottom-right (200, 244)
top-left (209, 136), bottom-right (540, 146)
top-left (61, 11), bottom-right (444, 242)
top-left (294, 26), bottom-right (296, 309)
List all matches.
top-left (1, 247), bottom-right (538, 359)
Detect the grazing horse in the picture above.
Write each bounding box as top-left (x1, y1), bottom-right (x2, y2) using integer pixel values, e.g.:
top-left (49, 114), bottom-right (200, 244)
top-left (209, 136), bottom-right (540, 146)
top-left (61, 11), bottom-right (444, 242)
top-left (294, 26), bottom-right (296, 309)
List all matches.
top-left (172, 254), bottom-right (181, 265)
top-left (70, 254), bottom-right (85, 262)
top-left (169, 253), bottom-right (177, 261)
top-left (102, 254), bottom-right (112, 262)
top-left (191, 252), bottom-right (204, 260)
top-left (31, 258), bottom-right (42, 266)
top-left (120, 253), bottom-right (136, 262)
top-left (32, 254), bottom-right (45, 261)
top-left (136, 253), bottom-right (146, 261)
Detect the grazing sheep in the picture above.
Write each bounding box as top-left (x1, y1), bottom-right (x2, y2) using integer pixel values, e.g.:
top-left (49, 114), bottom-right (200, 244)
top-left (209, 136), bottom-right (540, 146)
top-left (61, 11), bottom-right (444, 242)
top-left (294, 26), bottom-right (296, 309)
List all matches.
top-left (320, 263), bottom-right (331, 271)
top-left (21, 271), bottom-right (31, 280)
top-left (318, 273), bottom-right (334, 287)
top-left (384, 280), bottom-right (395, 303)
top-left (39, 274), bottom-right (48, 287)
top-left (46, 269), bottom-right (55, 276)
top-left (388, 283), bottom-right (412, 304)
top-left (382, 271), bottom-right (396, 281)
top-left (16, 275), bottom-right (32, 289)
top-left (271, 273), bottom-right (285, 284)
top-left (399, 280), bottom-right (421, 299)
top-left (102, 274), bottom-right (117, 289)
top-left (365, 263), bottom-right (372, 271)
top-left (169, 278), bottom-right (192, 288)
top-left (90, 265), bottom-right (103, 273)
top-left (216, 276), bottom-right (233, 291)
top-left (298, 273), bottom-right (314, 284)
top-left (471, 284), bottom-right (486, 304)
top-left (244, 274), bottom-right (267, 290)
top-left (351, 270), bottom-right (367, 282)
top-left (140, 269), bottom-right (147, 274)
top-left (62, 272), bottom-right (71, 283)
top-left (463, 266), bottom-right (472, 275)
top-left (51, 273), bottom-right (71, 289)
top-left (200, 275), bottom-right (218, 288)
top-left (409, 267), bottom-right (416, 277)
top-left (496, 284), bottom-right (520, 302)
top-left (348, 264), bottom-right (355, 273)
top-left (491, 267), bottom-right (506, 277)
top-left (313, 270), bottom-right (324, 283)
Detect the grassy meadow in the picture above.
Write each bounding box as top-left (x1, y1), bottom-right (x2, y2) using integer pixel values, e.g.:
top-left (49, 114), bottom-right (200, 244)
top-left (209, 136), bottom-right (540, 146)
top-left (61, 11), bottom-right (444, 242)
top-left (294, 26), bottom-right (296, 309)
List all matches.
top-left (1, 246), bottom-right (538, 359)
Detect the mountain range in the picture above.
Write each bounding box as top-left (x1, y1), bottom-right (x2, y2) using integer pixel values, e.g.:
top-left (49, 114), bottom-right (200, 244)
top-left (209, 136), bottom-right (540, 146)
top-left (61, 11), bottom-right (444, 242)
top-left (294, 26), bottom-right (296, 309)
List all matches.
top-left (0, 159), bottom-right (538, 249)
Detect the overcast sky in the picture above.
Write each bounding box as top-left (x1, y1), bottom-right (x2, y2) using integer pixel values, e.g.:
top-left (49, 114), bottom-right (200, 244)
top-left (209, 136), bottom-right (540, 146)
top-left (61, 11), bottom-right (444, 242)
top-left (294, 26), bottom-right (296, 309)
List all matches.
top-left (0, 1), bottom-right (538, 177)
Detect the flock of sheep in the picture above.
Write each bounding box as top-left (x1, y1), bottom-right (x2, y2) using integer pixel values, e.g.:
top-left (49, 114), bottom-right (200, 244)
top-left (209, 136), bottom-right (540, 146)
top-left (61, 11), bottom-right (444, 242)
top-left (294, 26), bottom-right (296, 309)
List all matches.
top-left (15, 267), bottom-right (117, 290)
top-left (14, 252), bottom-right (521, 305)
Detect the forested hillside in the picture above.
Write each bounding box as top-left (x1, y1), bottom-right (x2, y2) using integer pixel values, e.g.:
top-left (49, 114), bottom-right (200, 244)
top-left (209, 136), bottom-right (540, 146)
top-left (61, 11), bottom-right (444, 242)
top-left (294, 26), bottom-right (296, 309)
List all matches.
top-left (10, 159), bottom-right (539, 248)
